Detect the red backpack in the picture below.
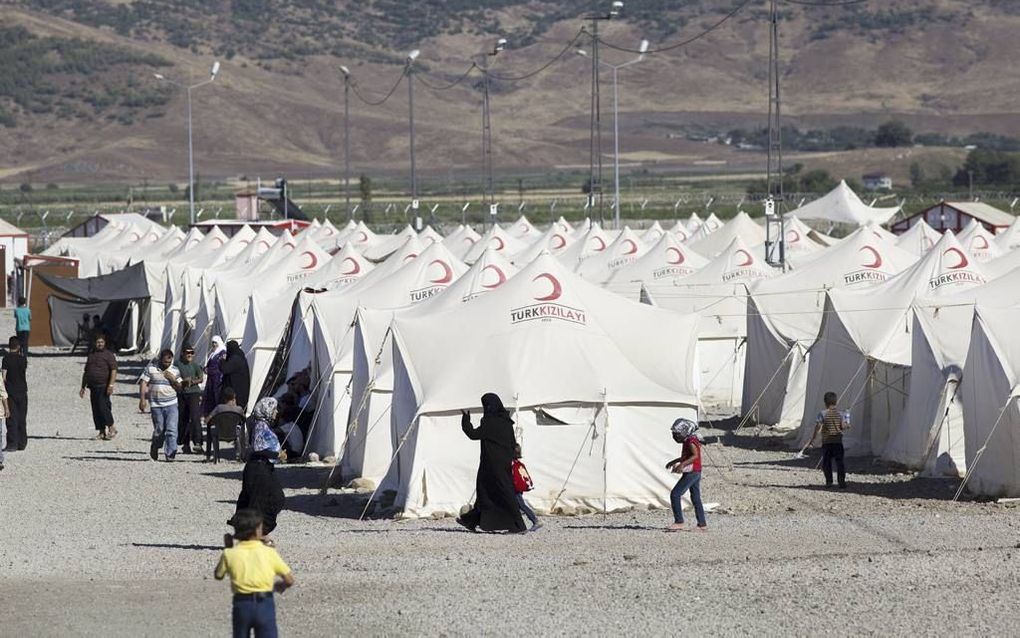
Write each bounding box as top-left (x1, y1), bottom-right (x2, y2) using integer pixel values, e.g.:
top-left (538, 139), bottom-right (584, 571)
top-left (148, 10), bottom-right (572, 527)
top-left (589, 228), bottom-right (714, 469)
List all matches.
top-left (512, 459), bottom-right (534, 493)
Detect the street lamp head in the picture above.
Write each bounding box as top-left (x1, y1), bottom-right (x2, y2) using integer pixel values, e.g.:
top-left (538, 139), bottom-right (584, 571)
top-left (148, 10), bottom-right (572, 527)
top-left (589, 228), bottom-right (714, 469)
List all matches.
top-left (210, 60), bottom-right (220, 79)
top-left (406, 49), bottom-right (420, 64)
top-left (609, 0), bottom-right (623, 17)
top-left (339, 65), bottom-right (350, 77)
top-left (639, 39), bottom-right (649, 54)
top-left (575, 48), bottom-right (589, 57)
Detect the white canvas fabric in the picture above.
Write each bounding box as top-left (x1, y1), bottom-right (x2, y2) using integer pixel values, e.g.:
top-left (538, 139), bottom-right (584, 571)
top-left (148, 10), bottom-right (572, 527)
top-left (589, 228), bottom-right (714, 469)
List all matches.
top-left (300, 242), bottom-right (375, 290)
top-left (512, 225), bottom-right (574, 265)
top-left (995, 217), bottom-right (1020, 250)
top-left (441, 225), bottom-right (482, 260)
top-left (959, 305), bottom-right (1020, 497)
top-left (333, 220), bottom-right (379, 253)
top-left (604, 232), bottom-right (709, 300)
top-left (793, 231), bottom-right (988, 456)
top-left (574, 227), bottom-right (648, 283)
top-left (786, 180), bottom-right (900, 226)
top-left (363, 225), bottom-right (418, 262)
top-left (344, 249), bottom-right (519, 484)
top-left (688, 212), bottom-right (767, 258)
top-left (223, 227), bottom-right (277, 267)
top-left (984, 247), bottom-right (1020, 280)
top-left (743, 230), bottom-right (918, 432)
top-left (556, 223), bottom-right (614, 267)
top-left (299, 241), bottom-right (469, 457)
top-left (667, 220), bottom-right (693, 243)
top-left (462, 225), bottom-right (527, 264)
top-left (884, 271), bottom-right (1020, 476)
top-left (895, 219), bottom-right (941, 256)
top-left (644, 237), bottom-right (774, 410)
top-left (507, 215), bottom-right (540, 239)
top-left (419, 225), bottom-right (444, 246)
top-left (957, 219), bottom-right (1004, 262)
top-left (640, 221), bottom-right (665, 244)
top-left (387, 253), bottom-right (700, 518)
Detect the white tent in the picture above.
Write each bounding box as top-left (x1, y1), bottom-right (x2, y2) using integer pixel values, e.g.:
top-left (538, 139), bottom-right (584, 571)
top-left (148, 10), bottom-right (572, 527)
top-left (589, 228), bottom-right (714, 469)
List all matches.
top-left (387, 253), bottom-right (700, 518)
top-left (300, 241), bottom-right (469, 457)
top-left (687, 212), bottom-right (766, 258)
top-left (957, 219), bottom-right (1005, 262)
top-left (644, 237), bottom-right (775, 410)
top-left (786, 180), bottom-right (900, 226)
top-left (462, 225), bottom-right (527, 264)
top-left (640, 221), bottom-right (665, 244)
top-left (419, 225), bottom-right (444, 246)
top-left (512, 225), bottom-right (573, 265)
top-left (793, 232), bottom-right (988, 456)
top-left (896, 219), bottom-right (941, 256)
top-left (743, 229), bottom-right (918, 432)
top-left (507, 215), bottom-right (540, 240)
top-left (883, 270), bottom-right (1020, 476)
top-left (686, 212), bottom-right (708, 234)
top-left (333, 221), bottom-right (379, 252)
top-left (441, 225), bottom-right (482, 260)
top-left (667, 220), bottom-right (693, 243)
top-left (301, 242), bottom-right (375, 290)
top-left (556, 223), bottom-right (613, 267)
top-left (779, 215), bottom-right (836, 254)
top-left (604, 232), bottom-right (709, 300)
top-left (995, 217), bottom-right (1020, 250)
top-left (573, 227), bottom-right (648, 283)
top-left (959, 305), bottom-right (1020, 497)
top-left (344, 248), bottom-right (519, 484)
top-left (984, 246), bottom-right (1020, 280)
top-left (363, 225), bottom-right (418, 262)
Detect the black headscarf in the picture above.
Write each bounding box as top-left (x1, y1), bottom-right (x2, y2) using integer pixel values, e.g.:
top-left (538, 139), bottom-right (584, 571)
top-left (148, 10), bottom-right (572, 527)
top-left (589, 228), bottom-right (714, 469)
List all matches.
top-left (481, 393), bottom-right (511, 420)
top-left (226, 340), bottom-right (243, 357)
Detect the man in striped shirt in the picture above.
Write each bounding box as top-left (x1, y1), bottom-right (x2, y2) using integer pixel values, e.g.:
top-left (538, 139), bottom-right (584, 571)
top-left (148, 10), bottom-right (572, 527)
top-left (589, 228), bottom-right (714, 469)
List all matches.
top-left (141, 349), bottom-right (184, 461)
top-left (808, 391), bottom-right (850, 488)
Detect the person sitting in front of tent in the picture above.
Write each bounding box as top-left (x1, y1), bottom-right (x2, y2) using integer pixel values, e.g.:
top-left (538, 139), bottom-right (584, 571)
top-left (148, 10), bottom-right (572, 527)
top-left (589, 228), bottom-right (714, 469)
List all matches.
top-left (807, 391), bottom-right (850, 489)
top-left (665, 418), bottom-right (707, 533)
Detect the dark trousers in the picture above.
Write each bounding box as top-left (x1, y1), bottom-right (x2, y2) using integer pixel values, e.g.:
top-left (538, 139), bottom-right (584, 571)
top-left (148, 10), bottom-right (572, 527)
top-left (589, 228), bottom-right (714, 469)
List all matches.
top-left (232, 595), bottom-right (278, 638)
top-left (515, 493), bottom-right (538, 525)
top-left (822, 441), bottom-right (846, 486)
top-left (178, 393), bottom-right (203, 446)
top-left (88, 385), bottom-right (114, 431)
top-left (7, 393), bottom-right (27, 450)
top-left (16, 331), bottom-right (28, 355)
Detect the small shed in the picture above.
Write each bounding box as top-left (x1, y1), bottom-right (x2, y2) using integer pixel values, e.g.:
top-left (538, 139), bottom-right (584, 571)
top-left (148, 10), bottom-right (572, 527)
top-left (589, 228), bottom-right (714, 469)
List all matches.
top-left (889, 201), bottom-right (1015, 235)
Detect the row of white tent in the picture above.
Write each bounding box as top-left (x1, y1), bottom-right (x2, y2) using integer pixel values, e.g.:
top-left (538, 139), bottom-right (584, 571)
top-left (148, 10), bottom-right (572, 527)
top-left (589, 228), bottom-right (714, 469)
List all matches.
top-left (48, 195), bottom-right (1020, 505)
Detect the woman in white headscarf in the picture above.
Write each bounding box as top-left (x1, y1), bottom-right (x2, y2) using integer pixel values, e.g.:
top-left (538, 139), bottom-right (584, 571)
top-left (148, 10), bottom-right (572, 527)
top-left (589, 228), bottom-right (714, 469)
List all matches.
top-left (203, 335), bottom-right (228, 417)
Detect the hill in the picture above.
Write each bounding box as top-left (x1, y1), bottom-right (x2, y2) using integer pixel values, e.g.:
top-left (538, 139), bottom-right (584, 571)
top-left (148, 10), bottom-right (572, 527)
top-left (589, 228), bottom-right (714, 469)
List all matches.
top-left (1, 0), bottom-right (1020, 186)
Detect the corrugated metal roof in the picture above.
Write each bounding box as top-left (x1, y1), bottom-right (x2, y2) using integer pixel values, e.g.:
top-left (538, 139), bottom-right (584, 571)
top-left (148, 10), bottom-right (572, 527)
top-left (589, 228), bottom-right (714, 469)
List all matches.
top-left (944, 202), bottom-right (1015, 227)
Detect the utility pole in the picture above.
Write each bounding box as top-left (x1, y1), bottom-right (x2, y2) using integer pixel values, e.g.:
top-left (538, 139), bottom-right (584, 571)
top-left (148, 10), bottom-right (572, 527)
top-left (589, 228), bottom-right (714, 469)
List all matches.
top-left (406, 50), bottom-right (420, 220)
top-left (480, 38), bottom-right (506, 229)
top-left (583, 1), bottom-right (622, 228)
top-left (764, 0), bottom-right (786, 268)
top-left (340, 66), bottom-right (353, 220)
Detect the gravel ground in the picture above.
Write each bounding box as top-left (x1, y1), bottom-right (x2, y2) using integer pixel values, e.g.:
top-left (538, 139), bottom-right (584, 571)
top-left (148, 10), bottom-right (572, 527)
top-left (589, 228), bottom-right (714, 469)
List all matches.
top-left (2, 309), bottom-right (1019, 636)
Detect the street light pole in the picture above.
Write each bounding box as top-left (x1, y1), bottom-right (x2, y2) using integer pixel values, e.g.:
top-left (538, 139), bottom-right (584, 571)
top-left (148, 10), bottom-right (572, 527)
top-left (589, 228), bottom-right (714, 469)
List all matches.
top-left (340, 66), bottom-right (352, 219)
top-left (406, 50), bottom-right (420, 217)
top-left (154, 60), bottom-right (220, 227)
top-left (578, 39), bottom-right (645, 230)
top-left (582, 1), bottom-right (623, 227)
top-left (480, 38), bottom-right (506, 230)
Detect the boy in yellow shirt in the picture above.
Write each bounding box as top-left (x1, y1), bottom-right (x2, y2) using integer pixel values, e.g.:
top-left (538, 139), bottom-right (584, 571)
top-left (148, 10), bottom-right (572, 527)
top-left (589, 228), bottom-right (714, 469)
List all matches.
top-left (215, 509), bottom-right (295, 637)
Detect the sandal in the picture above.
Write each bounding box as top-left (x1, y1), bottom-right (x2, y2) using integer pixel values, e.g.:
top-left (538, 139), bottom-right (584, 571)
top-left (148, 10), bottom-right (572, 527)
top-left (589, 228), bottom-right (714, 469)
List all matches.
top-left (106, 425), bottom-right (118, 440)
top-left (93, 431), bottom-right (106, 441)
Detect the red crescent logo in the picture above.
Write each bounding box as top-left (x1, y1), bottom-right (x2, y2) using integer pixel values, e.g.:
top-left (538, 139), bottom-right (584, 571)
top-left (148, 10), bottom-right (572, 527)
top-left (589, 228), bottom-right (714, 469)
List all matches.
top-left (356, 231), bottom-right (369, 243)
top-left (325, 228), bottom-right (335, 236)
top-left (944, 247), bottom-right (969, 270)
top-left (341, 257), bottom-right (361, 275)
top-left (552, 234), bottom-right (567, 249)
top-left (736, 249), bottom-right (754, 267)
top-left (258, 240), bottom-right (271, 249)
top-left (481, 264), bottom-right (507, 289)
top-left (214, 237), bottom-right (225, 246)
top-left (924, 237), bottom-right (934, 249)
top-left (974, 235), bottom-right (990, 250)
top-left (593, 237), bottom-right (607, 252)
top-left (463, 236), bottom-right (477, 245)
top-left (284, 242), bottom-right (296, 250)
top-left (786, 230), bottom-right (801, 243)
top-left (873, 231), bottom-right (883, 240)
top-left (493, 236), bottom-right (506, 251)
top-left (859, 246), bottom-right (882, 269)
top-left (130, 232), bottom-right (141, 241)
top-left (532, 273), bottom-right (562, 302)
top-left (240, 239), bottom-right (251, 245)
top-left (623, 239), bottom-right (638, 255)
top-left (676, 231), bottom-right (688, 241)
top-left (666, 247), bottom-right (685, 265)
top-left (301, 251), bottom-right (318, 269)
top-left (429, 259), bottom-right (453, 284)
top-left (403, 252), bottom-right (418, 262)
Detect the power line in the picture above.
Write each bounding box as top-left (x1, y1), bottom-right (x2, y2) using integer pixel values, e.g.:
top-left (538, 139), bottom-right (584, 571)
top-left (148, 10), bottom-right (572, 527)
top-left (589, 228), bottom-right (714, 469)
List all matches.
top-left (488, 29), bottom-right (586, 82)
top-left (350, 69), bottom-right (407, 106)
top-left (415, 62), bottom-right (479, 91)
top-left (600, 0), bottom-right (755, 54)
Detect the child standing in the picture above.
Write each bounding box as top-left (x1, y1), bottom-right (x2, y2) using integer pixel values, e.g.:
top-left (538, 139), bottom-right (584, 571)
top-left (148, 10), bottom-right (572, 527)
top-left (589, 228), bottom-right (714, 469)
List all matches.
top-left (512, 444), bottom-right (542, 532)
top-left (215, 509), bottom-right (295, 637)
top-left (665, 418), bottom-right (707, 532)
top-left (807, 391), bottom-right (850, 488)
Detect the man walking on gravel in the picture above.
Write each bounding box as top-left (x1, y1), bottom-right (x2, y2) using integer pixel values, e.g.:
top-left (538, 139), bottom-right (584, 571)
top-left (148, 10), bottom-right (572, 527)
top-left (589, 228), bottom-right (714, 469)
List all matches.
top-left (176, 345), bottom-right (204, 454)
top-left (80, 334), bottom-right (118, 440)
top-left (2, 336), bottom-right (28, 451)
top-left (140, 349), bottom-right (184, 461)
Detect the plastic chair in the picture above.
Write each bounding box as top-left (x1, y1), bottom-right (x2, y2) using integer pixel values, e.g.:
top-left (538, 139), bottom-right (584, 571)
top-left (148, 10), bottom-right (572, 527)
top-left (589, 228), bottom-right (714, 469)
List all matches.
top-left (206, 411), bottom-right (245, 464)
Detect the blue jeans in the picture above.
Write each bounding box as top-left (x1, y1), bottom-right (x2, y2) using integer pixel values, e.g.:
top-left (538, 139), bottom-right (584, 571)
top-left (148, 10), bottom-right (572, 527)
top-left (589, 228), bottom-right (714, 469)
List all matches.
top-left (515, 493), bottom-right (538, 525)
top-left (151, 404), bottom-right (179, 457)
top-left (670, 471), bottom-right (706, 526)
top-left (232, 595), bottom-right (278, 638)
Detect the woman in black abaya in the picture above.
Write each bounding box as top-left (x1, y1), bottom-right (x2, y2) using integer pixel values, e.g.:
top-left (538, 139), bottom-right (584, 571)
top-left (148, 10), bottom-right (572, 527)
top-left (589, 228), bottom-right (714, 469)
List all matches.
top-left (456, 393), bottom-right (527, 534)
